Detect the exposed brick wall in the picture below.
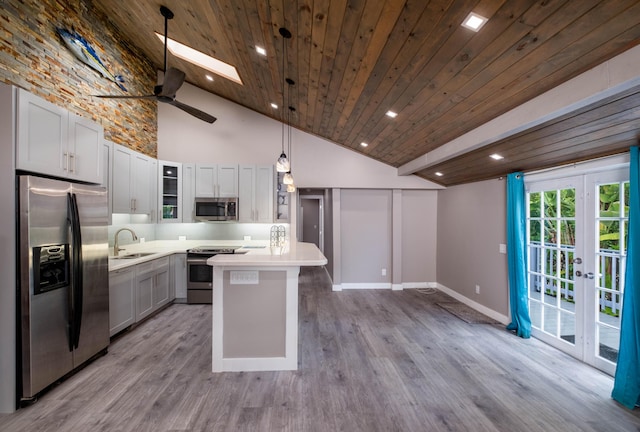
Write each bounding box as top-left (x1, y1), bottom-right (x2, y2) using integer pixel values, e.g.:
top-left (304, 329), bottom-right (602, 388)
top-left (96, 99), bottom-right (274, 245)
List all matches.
top-left (0, 0), bottom-right (157, 157)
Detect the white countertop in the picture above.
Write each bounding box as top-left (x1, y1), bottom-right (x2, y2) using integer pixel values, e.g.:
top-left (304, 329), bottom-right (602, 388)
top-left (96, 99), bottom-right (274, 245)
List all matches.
top-left (208, 242), bottom-right (327, 267)
top-left (108, 239), bottom-right (271, 271)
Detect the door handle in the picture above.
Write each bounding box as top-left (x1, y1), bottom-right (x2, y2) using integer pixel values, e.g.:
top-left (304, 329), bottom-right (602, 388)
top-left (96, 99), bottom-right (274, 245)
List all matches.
top-left (576, 271), bottom-right (582, 277)
top-left (572, 257), bottom-right (582, 264)
top-left (584, 272), bottom-right (595, 279)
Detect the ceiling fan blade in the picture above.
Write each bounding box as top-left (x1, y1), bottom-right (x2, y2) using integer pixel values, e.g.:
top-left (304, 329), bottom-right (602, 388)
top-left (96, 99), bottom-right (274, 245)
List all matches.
top-left (94, 94), bottom-right (156, 99)
top-left (157, 67), bottom-right (185, 98)
top-left (168, 99), bottom-right (217, 123)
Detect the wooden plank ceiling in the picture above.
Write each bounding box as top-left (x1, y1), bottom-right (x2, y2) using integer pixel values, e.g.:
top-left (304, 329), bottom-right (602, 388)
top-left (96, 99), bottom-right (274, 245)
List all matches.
top-left (92, 0), bottom-right (640, 186)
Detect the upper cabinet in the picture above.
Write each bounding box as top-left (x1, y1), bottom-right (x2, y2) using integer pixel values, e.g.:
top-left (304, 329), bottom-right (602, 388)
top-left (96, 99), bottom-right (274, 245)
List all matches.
top-left (182, 163), bottom-right (196, 223)
top-left (16, 89), bottom-right (103, 184)
top-left (239, 165), bottom-right (274, 223)
top-left (111, 143), bottom-right (157, 218)
top-left (195, 164), bottom-right (238, 198)
top-left (158, 161), bottom-right (182, 223)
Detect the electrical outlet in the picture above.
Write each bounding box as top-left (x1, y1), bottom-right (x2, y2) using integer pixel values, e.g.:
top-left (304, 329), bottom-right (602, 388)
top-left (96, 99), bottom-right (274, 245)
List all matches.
top-left (475, 284), bottom-right (480, 294)
top-left (381, 268), bottom-right (387, 276)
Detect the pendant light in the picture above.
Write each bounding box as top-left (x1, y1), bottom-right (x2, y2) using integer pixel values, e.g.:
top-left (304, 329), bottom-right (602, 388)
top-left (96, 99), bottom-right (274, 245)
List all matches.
top-left (283, 104), bottom-right (295, 186)
top-left (276, 28), bottom-right (292, 172)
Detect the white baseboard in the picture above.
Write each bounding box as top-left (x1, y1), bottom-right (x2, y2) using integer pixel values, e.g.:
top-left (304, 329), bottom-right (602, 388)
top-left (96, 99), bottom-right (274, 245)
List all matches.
top-left (340, 283), bottom-right (392, 290)
top-left (435, 283), bottom-right (510, 325)
top-left (392, 284), bottom-right (403, 291)
top-left (402, 282), bottom-right (431, 289)
top-left (332, 284), bottom-right (342, 291)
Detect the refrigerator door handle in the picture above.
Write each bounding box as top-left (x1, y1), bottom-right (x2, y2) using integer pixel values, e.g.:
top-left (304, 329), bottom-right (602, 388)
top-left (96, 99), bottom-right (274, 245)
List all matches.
top-left (67, 193), bottom-right (84, 349)
top-left (66, 193), bottom-right (76, 352)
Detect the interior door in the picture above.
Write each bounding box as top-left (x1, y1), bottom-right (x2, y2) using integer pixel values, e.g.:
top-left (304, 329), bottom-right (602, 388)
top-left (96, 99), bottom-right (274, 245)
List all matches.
top-left (526, 168), bottom-right (629, 375)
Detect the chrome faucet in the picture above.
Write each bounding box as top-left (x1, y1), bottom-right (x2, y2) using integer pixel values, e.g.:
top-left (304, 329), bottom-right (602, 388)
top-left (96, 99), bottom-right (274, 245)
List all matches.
top-left (113, 228), bottom-right (138, 256)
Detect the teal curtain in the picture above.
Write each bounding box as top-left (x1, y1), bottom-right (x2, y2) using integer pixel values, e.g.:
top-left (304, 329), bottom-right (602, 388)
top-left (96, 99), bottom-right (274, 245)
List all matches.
top-left (612, 146), bottom-right (640, 409)
top-left (506, 172), bottom-right (531, 338)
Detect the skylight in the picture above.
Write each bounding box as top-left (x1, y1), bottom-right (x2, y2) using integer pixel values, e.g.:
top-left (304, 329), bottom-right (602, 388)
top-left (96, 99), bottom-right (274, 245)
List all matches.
top-left (155, 33), bottom-right (243, 85)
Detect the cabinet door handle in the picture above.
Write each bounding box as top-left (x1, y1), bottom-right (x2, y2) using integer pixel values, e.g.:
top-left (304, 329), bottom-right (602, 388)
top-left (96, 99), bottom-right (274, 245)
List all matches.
top-left (69, 153), bottom-right (76, 173)
top-left (130, 198), bottom-right (135, 212)
top-left (63, 152), bottom-right (69, 171)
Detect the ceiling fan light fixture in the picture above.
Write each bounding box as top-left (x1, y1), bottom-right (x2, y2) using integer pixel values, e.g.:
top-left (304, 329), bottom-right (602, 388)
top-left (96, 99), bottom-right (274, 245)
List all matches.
top-left (155, 33), bottom-right (243, 85)
top-left (462, 12), bottom-right (488, 32)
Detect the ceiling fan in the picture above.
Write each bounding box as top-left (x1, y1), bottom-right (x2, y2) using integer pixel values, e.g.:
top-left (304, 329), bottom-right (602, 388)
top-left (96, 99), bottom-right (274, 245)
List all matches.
top-left (95, 6), bottom-right (216, 124)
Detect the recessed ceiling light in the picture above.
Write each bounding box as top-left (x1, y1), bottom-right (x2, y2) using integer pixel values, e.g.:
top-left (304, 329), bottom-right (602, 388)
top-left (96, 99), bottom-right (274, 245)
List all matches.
top-left (155, 33), bottom-right (243, 85)
top-left (270, 102), bottom-right (278, 109)
top-left (462, 12), bottom-right (488, 32)
top-left (386, 110), bottom-right (398, 118)
top-left (435, 172), bottom-right (443, 177)
top-left (490, 153), bottom-right (504, 160)
top-left (256, 46), bottom-right (267, 56)
top-left (360, 142), bottom-right (368, 147)
top-left (205, 75), bottom-right (214, 81)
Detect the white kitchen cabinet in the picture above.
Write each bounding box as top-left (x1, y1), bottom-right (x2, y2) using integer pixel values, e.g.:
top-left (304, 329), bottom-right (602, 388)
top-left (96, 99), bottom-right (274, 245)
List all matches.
top-left (195, 164), bottom-right (238, 197)
top-left (153, 256), bottom-right (171, 309)
top-left (171, 253), bottom-right (187, 301)
top-left (239, 165), bottom-right (274, 223)
top-left (111, 143), bottom-right (157, 216)
top-left (182, 163), bottom-right (195, 222)
top-left (158, 161), bottom-right (182, 223)
top-left (16, 88), bottom-right (103, 184)
top-left (134, 256), bottom-right (172, 322)
top-left (102, 140), bottom-right (113, 225)
top-left (135, 260), bottom-right (155, 322)
top-left (109, 266), bottom-right (136, 337)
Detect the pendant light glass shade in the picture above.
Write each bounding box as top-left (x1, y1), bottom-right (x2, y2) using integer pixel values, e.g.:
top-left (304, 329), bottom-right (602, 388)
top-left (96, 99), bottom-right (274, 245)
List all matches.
top-left (287, 183), bottom-right (296, 193)
top-left (283, 171), bottom-right (294, 185)
top-left (276, 153), bottom-right (290, 172)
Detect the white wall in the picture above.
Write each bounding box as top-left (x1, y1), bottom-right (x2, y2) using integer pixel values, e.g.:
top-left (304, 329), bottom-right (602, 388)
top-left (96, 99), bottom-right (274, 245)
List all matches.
top-left (436, 179), bottom-right (509, 316)
top-left (401, 190), bottom-right (437, 284)
top-left (340, 189), bottom-right (393, 286)
top-left (158, 82), bottom-right (442, 190)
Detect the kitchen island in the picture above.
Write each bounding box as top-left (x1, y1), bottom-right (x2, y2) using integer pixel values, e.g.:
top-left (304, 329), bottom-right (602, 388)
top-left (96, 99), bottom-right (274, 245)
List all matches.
top-left (208, 242), bottom-right (327, 372)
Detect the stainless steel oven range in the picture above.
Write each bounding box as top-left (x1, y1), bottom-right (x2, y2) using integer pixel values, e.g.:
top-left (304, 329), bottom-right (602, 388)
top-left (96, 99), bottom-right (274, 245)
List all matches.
top-left (186, 246), bottom-right (239, 304)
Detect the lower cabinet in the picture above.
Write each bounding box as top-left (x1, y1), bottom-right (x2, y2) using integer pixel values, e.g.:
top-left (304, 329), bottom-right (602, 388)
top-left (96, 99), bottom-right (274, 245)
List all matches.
top-left (171, 253), bottom-right (187, 301)
top-left (109, 266), bottom-right (136, 336)
top-left (109, 255), bottom-right (176, 336)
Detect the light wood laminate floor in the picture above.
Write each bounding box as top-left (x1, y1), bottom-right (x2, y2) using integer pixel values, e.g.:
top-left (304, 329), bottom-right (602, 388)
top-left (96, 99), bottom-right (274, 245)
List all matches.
top-left (2, 267), bottom-right (640, 431)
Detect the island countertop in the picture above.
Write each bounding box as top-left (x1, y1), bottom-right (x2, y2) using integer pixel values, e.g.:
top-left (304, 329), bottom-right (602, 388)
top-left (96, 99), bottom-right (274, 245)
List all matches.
top-left (207, 242), bottom-right (327, 267)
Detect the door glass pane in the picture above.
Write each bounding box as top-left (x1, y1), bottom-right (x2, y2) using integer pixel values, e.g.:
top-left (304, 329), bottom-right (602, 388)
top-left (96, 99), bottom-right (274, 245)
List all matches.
top-left (560, 189), bottom-right (575, 217)
top-left (545, 191), bottom-right (557, 217)
top-left (529, 191), bottom-right (541, 217)
top-left (543, 305), bottom-right (558, 336)
top-left (594, 180), bottom-right (628, 367)
top-left (530, 301), bottom-right (542, 329)
top-left (560, 311), bottom-right (576, 345)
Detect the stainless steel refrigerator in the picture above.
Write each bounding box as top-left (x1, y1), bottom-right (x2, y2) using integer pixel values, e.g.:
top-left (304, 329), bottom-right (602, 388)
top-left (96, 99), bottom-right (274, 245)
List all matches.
top-left (17, 175), bottom-right (109, 401)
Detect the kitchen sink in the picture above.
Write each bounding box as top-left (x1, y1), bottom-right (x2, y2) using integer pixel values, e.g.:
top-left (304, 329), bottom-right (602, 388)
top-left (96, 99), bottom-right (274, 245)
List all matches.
top-left (111, 252), bottom-right (156, 260)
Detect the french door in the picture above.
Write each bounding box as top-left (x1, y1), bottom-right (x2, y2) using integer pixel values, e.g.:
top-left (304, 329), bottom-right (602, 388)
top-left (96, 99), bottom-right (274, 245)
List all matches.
top-left (526, 168), bottom-right (629, 375)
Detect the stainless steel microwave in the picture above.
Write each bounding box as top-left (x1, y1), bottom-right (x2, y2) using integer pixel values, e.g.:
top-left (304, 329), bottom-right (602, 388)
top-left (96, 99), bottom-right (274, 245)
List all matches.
top-left (194, 197), bottom-right (238, 221)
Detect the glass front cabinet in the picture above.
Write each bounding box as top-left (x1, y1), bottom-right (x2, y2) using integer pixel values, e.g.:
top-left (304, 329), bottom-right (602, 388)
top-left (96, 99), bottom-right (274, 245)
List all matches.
top-left (158, 161), bottom-right (182, 223)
